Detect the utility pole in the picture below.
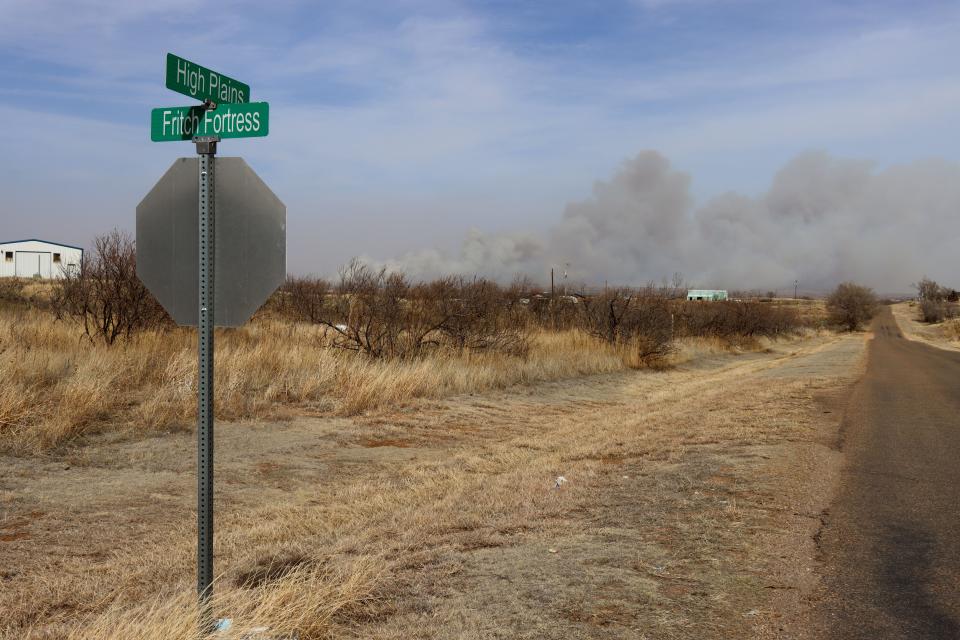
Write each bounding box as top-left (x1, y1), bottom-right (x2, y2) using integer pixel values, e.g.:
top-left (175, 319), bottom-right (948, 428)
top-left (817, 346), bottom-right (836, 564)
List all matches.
top-left (550, 267), bottom-right (555, 330)
top-left (794, 279), bottom-right (798, 300)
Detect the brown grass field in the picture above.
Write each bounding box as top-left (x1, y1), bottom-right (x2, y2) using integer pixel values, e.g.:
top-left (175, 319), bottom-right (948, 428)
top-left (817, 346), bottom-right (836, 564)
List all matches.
top-left (890, 301), bottom-right (960, 350)
top-left (0, 294), bottom-right (865, 639)
top-left (0, 292), bottom-right (824, 455)
top-left (0, 307), bottom-right (680, 455)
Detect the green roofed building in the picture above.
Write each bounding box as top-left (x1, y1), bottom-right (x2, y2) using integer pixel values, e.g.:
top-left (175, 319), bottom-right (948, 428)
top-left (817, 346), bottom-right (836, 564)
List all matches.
top-left (687, 289), bottom-right (728, 301)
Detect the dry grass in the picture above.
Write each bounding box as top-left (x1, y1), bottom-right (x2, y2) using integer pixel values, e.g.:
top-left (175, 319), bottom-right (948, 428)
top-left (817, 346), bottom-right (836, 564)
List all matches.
top-left (1, 328), bottom-right (864, 639)
top-left (943, 320), bottom-right (960, 341)
top-left (0, 298), bottom-right (826, 454)
top-left (890, 302), bottom-right (960, 351)
top-left (59, 558), bottom-right (381, 640)
top-left (769, 297), bottom-right (828, 326)
top-left (0, 308), bottom-right (627, 453)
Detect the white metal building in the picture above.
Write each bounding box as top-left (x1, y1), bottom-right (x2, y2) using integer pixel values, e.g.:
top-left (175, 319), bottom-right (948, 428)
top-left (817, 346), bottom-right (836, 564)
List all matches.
top-left (687, 289), bottom-right (728, 301)
top-left (0, 239), bottom-right (83, 279)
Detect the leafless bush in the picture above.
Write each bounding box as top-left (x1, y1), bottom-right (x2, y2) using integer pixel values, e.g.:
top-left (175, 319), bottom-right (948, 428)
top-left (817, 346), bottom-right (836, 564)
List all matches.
top-left (580, 288), bottom-right (674, 364)
top-left (673, 300), bottom-right (801, 339)
top-left (919, 299), bottom-right (960, 324)
top-left (50, 231), bottom-right (169, 344)
top-left (581, 289), bottom-right (634, 344)
top-left (920, 299), bottom-right (945, 323)
top-left (425, 276), bottom-right (530, 356)
top-left (826, 282), bottom-right (878, 331)
top-left (525, 295), bottom-right (582, 330)
top-left (318, 261), bottom-right (417, 358)
top-left (0, 278), bottom-right (57, 311)
top-left (318, 263), bottom-right (532, 360)
top-left (0, 278), bottom-right (27, 305)
top-left (914, 277), bottom-right (945, 302)
top-left (281, 276), bottom-right (331, 324)
top-left (659, 272), bottom-right (686, 300)
top-left (269, 261), bottom-right (809, 362)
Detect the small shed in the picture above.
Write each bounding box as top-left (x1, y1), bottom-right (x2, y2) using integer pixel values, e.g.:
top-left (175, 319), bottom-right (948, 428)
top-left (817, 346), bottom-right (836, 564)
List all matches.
top-left (0, 239), bottom-right (83, 279)
top-left (687, 289), bottom-right (728, 301)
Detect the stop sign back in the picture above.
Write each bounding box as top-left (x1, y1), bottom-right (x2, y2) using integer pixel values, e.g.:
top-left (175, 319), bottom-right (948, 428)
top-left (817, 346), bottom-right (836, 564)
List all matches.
top-left (136, 157), bottom-right (286, 327)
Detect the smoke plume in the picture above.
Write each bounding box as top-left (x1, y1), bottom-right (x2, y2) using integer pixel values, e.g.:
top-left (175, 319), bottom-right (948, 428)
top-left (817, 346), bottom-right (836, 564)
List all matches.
top-left (387, 150), bottom-right (960, 292)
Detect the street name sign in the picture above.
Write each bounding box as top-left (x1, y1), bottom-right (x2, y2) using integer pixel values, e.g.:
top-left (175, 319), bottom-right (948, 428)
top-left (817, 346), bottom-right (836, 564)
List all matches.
top-left (151, 102), bottom-right (269, 141)
top-left (136, 157), bottom-right (286, 327)
top-left (165, 53), bottom-right (250, 104)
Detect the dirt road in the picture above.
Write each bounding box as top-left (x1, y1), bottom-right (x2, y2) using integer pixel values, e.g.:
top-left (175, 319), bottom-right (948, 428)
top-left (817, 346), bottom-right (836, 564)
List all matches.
top-left (814, 307), bottom-right (960, 638)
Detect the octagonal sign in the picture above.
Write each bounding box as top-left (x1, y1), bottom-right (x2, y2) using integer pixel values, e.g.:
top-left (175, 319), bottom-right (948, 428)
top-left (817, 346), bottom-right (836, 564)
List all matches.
top-left (136, 157), bottom-right (286, 327)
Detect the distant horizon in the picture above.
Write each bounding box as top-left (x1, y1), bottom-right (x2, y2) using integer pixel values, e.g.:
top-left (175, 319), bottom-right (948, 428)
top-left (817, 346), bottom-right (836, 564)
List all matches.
top-left (0, 229), bottom-right (931, 299)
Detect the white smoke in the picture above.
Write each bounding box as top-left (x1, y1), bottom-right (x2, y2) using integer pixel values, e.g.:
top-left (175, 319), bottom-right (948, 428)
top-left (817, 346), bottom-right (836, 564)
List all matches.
top-left (386, 150), bottom-right (960, 292)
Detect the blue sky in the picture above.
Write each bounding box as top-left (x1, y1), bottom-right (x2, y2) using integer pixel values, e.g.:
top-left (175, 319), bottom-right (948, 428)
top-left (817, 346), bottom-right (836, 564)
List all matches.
top-left (1, 0), bottom-right (959, 281)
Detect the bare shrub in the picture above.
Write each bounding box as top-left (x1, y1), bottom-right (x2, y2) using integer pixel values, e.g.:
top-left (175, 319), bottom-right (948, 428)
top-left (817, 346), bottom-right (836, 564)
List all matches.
top-left (0, 278), bottom-right (56, 310)
top-left (425, 276), bottom-right (530, 357)
top-left (919, 299), bottom-right (960, 324)
top-left (580, 288), bottom-right (674, 365)
top-left (0, 278), bottom-right (27, 305)
top-left (324, 261), bottom-right (401, 358)
top-left (659, 272), bottom-right (686, 300)
top-left (51, 230), bottom-right (169, 345)
top-left (319, 263), bottom-right (531, 360)
top-left (552, 295), bottom-right (585, 330)
top-left (282, 276), bottom-right (330, 324)
top-left (914, 277), bottom-right (945, 302)
top-left (501, 275), bottom-right (537, 328)
top-left (826, 282), bottom-right (879, 331)
top-left (674, 301), bottom-right (801, 340)
top-left (920, 299), bottom-right (946, 323)
top-left (523, 292), bottom-right (581, 330)
top-left (581, 288), bottom-right (634, 344)
top-left (318, 261), bottom-right (441, 359)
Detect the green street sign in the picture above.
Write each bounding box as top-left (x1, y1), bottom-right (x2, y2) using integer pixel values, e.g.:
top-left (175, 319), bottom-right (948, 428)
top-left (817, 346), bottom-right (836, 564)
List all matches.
top-left (165, 53), bottom-right (250, 105)
top-left (151, 103), bottom-right (269, 142)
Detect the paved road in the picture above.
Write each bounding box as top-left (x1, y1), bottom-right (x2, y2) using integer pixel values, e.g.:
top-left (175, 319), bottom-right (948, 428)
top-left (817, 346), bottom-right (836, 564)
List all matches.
top-left (815, 307), bottom-right (960, 638)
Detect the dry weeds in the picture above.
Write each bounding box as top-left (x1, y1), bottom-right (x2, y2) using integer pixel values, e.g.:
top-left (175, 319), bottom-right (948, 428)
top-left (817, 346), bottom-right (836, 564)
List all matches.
top-left (890, 302), bottom-right (960, 351)
top-left (1, 328), bottom-right (864, 639)
top-left (0, 305), bottom-right (818, 454)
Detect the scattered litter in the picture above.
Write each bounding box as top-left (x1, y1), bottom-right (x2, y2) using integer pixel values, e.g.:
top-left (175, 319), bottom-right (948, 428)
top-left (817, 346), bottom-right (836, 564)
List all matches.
top-left (553, 476), bottom-right (567, 489)
top-left (743, 609), bottom-right (761, 617)
top-left (548, 548), bottom-right (558, 554)
top-left (334, 323), bottom-right (348, 332)
top-left (622, 475), bottom-right (629, 479)
top-left (215, 619), bottom-right (232, 632)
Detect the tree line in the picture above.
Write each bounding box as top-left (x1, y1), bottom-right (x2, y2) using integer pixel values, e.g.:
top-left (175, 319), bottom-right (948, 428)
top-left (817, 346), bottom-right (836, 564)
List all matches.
top-left (12, 231), bottom-right (883, 354)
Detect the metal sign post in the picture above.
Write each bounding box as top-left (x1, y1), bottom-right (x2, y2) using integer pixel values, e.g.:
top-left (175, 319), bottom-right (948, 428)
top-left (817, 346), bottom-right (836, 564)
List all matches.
top-left (138, 53), bottom-right (285, 636)
top-left (195, 136), bottom-right (218, 619)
